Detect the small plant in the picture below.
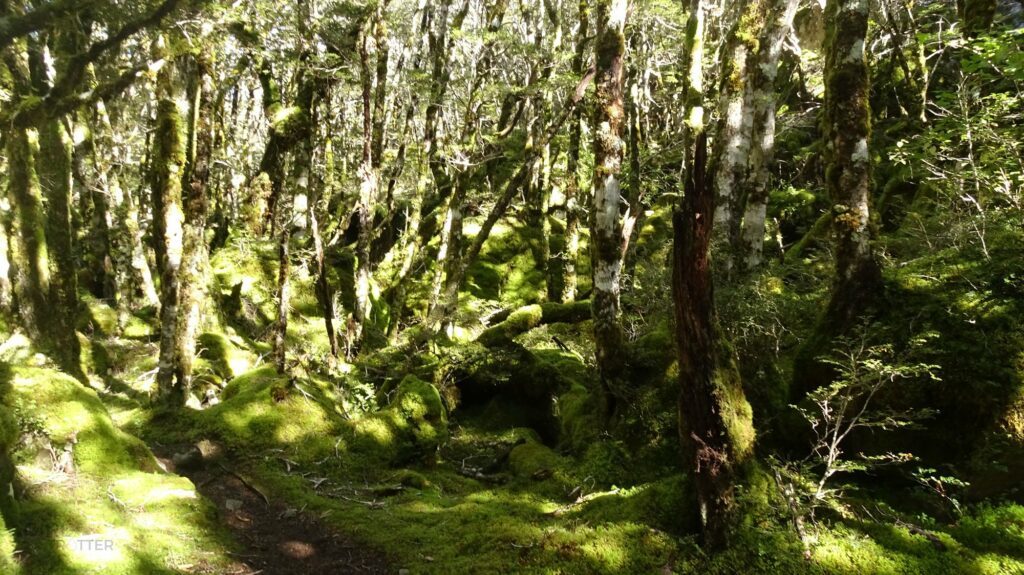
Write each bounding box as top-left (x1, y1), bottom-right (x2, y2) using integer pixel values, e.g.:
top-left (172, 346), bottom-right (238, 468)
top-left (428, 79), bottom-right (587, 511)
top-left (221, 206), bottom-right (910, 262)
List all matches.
top-left (798, 340), bottom-right (939, 510)
top-left (773, 335), bottom-right (941, 553)
top-left (910, 466), bottom-right (969, 519)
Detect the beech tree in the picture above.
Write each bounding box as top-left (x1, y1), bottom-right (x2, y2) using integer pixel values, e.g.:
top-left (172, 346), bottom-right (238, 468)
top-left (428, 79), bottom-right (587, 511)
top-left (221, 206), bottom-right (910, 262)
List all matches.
top-left (589, 0), bottom-right (628, 421)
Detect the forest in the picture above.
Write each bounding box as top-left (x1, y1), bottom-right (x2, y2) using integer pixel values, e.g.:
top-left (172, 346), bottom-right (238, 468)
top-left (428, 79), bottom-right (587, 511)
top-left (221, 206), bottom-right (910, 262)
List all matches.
top-left (0, 0), bottom-right (1023, 573)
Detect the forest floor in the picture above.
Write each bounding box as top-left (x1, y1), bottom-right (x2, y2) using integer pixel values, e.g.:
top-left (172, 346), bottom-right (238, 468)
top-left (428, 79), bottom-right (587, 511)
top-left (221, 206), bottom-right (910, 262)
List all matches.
top-left (5, 225), bottom-right (1024, 574)
top-left (153, 444), bottom-right (391, 574)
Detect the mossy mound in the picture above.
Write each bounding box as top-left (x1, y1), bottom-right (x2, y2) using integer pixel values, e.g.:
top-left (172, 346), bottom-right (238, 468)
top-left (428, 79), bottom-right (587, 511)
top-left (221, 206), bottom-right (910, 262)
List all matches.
top-left (570, 475), bottom-right (698, 535)
top-left (558, 383), bottom-right (602, 452)
top-left (874, 224), bottom-right (1024, 494)
top-left (197, 331), bottom-right (254, 380)
top-left (10, 366), bottom-right (158, 476)
top-left (349, 375), bottom-right (449, 465)
top-left (197, 366), bottom-right (346, 464)
top-left (5, 365), bottom-right (236, 574)
top-left (200, 368), bottom-right (448, 467)
top-left (0, 510), bottom-right (16, 574)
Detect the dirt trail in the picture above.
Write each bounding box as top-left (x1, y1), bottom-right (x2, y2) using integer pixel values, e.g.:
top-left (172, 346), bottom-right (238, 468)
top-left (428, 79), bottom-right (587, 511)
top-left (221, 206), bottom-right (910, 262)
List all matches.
top-left (155, 450), bottom-right (391, 575)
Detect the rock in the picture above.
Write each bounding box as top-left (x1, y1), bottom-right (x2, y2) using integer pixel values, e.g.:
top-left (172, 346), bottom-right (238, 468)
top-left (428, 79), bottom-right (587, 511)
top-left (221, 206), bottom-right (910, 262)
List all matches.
top-left (195, 439), bottom-right (224, 463)
top-left (171, 446), bottom-right (203, 471)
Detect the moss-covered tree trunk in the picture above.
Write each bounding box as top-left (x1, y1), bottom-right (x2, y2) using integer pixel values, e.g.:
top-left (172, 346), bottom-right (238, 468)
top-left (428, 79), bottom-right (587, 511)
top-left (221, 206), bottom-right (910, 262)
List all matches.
top-left (86, 68), bottom-right (160, 324)
top-left (4, 34), bottom-right (82, 374)
top-left (589, 0), bottom-right (628, 422)
top-left (709, 0), bottom-right (768, 273)
top-left (382, 1), bottom-right (434, 339)
top-left (621, 52), bottom-right (644, 277)
top-left (73, 106), bottom-right (115, 302)
top-left (821, 0), bottom-right (881, 330)
top-left (673, 132), bottom-right (755, 550)
top-left (5, 127), bottom-right (52, 352)
top-left (738, 0), bottom-right (800, 271)
top-left (37, 116), bottom-right (82, 375)
top-left (272, 205), bottom-right (291, 373)
top-left (172, 58), bottom-right (214, 399)
top-left (153, 37), bottom-right (189, 404)
top-left (560, 0), bottom-right (588, 304)
top-left (424, 0), bottom-right (508, 335)
top-left (352, 18), bottom-right (378, 352)
top-left (311, 136), bottom-right (338, 357)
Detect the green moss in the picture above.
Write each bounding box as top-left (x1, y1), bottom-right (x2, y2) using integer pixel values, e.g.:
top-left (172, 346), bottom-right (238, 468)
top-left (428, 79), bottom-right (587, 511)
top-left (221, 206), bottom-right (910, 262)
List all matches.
top-left (0, 510), bottom-right (16, 574)
top-left (558, 383), bottom-right (601, 452)
top-left (77, 293), bottom-right (118, 337)
top-left (508, 440), bottom-right (563, 478)
top-left (198, 366), bottom-right (343, 463)
top-left (197, 332), bottom-right (252, 379)
top-left (350, 374), bottom-right (448, 465)
top-left (5, 365), bottom-right (237, 574)
top-left (10, 366), bottom-right (157, 475)
top-left (572, 475), bottom-right (698, 535)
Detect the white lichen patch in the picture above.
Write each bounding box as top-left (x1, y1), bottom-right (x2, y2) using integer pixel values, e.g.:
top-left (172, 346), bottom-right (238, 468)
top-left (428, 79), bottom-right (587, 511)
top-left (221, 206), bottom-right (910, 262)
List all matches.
top-left (850, 138), bottom-right (869, 163)
top-left (845, 39), bottom-right (865, 63)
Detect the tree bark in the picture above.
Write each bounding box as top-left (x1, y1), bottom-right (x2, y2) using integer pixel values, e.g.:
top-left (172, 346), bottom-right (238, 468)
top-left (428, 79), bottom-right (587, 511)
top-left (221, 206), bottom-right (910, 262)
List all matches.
top-left (709, 0), bottom-right (768, 274)
top-left (560, 3), bottom-right (587, 304)
top-left (673, 132), bottom-right (755, 550)
top-left (822, 0), bottom-right (881, 330)
top-left (957, 0), bottom-right (997, 36)
top-left (37, 115), bottom-right (82, 376)
top-left (173, 58), bottom-right (214, 399)
top-left (153, 37), bottom-right (189, 404)
top-left (352, 17), bottom-right (378, 352)
top-left (738, 0), bottom-right (800, 272)
top-left (589, 0), bottom-right (628, 422)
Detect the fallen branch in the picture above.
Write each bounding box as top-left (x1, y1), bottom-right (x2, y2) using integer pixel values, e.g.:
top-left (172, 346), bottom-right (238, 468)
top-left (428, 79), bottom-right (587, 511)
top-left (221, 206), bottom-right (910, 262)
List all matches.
top-left (475, 300), bottom-right (591, 347)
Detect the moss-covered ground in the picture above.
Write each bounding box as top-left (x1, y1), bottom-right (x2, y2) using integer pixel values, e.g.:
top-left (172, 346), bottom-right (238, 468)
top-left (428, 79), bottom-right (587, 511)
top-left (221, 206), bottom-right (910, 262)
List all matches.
top-left (2, 214), bottom-right (1024, 574)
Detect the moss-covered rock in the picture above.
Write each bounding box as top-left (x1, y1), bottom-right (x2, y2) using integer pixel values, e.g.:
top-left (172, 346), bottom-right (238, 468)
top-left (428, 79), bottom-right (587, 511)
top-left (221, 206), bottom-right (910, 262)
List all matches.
top-left (198, 366), bottom-right (345, 463)
top-left (4, 364), bottom-right (237, 573)
top-left (197, 331), bottom-right (252, 380)
top-left (508, 440), bottom-right (563, 478)
top-left (570, 475), bottom-right (699, 535)
top-left (350, 375), bottom-right (448, 465)
top-left (558, 383), bottom-right (601, 452)
top-left (9, 366), bottom-right (158, 475)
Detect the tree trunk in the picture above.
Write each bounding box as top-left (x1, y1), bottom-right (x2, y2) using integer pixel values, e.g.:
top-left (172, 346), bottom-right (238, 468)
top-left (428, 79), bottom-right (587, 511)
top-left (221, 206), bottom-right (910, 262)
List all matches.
top-left (89, 76), bottom-right (160, 320)
top-left (6, 127), bottom-right (51, 345)
top-left (589, 0), bottom-right (628, 423)
top-left (312, 136), bottom-right (339, 357)
top-left (560, 0), bottom-right (589, 304)
top-left (957, 0), bottom-right (997, 36)
top-left (352, 19), bottom-right (378, 352)
top-left (37, 116), bottom-right (82, 375)
top-left (709, 0), bottom-right (768, 274)
top-left (153, 37), bottom-right (189, 404)
top-left (273, 215), bottom-right (291, 373)
top-left (822, 0), bottom-right (881, 330)
top-left (173, 59), bottom-right (214, 399)
top-left (738, 0), bottom-right (800, 272)
top-left (673, 132), bottom-right (755, 549)
top-left (387, 0), bottom-right (448, 342)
